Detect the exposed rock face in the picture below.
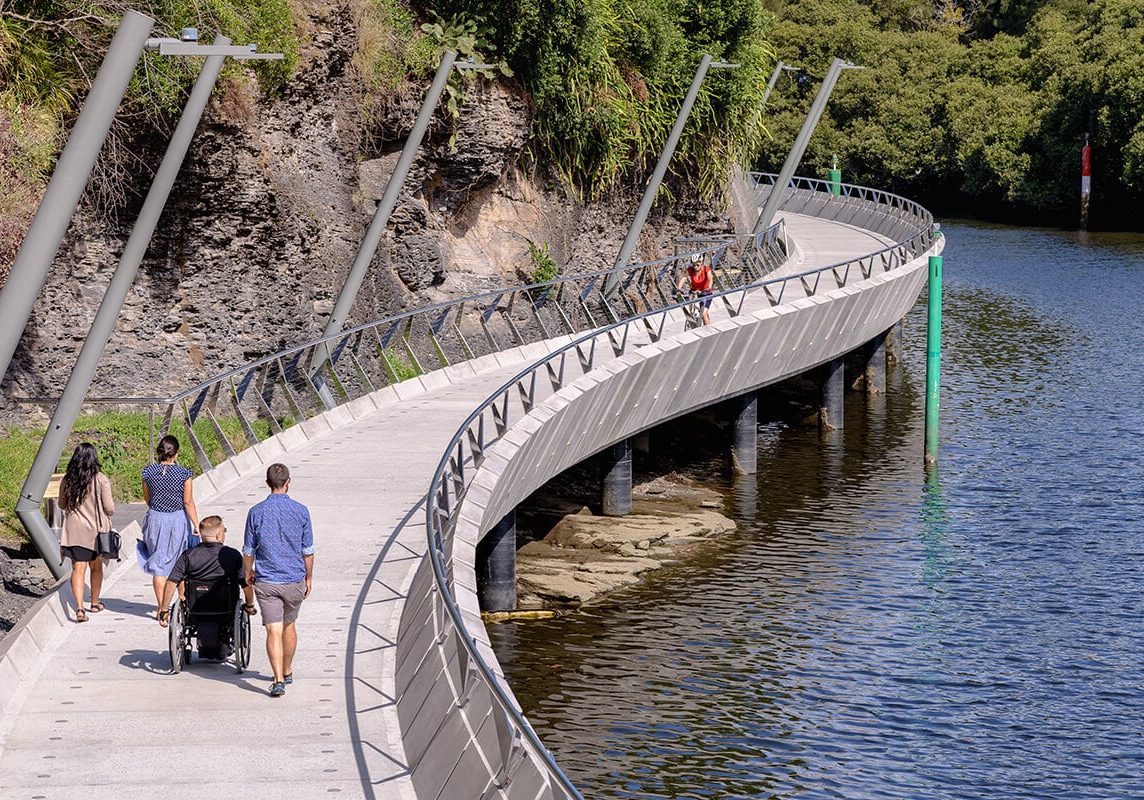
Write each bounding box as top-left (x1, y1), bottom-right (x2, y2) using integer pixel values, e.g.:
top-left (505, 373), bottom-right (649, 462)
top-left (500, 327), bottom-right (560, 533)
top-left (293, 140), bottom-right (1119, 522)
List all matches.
top-left (0, 6), bottom-right (735, 422)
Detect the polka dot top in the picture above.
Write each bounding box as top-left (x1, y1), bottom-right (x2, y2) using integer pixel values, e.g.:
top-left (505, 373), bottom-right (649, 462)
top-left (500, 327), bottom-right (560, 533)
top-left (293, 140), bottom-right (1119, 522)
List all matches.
top-left (142, 462), bottom-right (193, 513)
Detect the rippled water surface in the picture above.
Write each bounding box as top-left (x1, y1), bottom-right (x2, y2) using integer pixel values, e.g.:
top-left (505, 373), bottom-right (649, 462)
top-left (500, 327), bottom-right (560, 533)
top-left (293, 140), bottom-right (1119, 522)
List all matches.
top-left (488, 223), bottom-right (1144, 799)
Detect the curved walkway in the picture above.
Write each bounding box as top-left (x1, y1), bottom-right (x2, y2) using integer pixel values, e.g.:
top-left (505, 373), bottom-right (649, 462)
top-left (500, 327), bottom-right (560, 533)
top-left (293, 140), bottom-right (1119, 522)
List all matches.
top-left (0, 211), bottom-right (904, 799)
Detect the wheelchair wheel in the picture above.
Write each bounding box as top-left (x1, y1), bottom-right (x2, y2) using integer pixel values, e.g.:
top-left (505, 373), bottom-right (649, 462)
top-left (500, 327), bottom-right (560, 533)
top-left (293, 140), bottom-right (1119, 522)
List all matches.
top-left (233, 602), bottom-right (251, 673)
top-left (167, 601), bottom-right (187, 674)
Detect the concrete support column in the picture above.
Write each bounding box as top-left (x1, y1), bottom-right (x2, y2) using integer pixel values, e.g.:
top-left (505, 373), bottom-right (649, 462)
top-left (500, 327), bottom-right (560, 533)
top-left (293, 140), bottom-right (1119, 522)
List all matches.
top-left (865, 333), bottom-right (887, 396)
top-left (729, 391), bottom-right (758, 475)
top-left (601, 439), bottom-right (633, 517)
top-left (731, 475), bottom-right (758, 519)
top-left (886, 319), bottom-right (904, 367)
top-left (819, 357), bottom-right (844, 432)
top-left (476, 510), bottom-right (516, 612)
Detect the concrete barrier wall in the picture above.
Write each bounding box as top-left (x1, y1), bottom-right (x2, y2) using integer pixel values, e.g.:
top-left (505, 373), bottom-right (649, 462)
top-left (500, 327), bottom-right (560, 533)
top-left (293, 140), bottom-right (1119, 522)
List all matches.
top-left (394, 239), bottom-right (942, 799)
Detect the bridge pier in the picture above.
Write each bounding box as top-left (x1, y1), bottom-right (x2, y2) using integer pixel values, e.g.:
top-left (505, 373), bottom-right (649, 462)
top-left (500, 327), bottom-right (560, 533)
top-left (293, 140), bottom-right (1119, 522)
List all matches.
top-left (729, 391), bottom-right (758, 475)
top-left (601, 439), bottom-right (633, 516)
top-left (819, 357), bottom-right (844, 432)
top-left (886, 319), bottom-right (904, 367)
top-left (476, 510), bottom-right (517, 612)
top-left (865, 332), bottom-right (887, 396)
top-left (633, 432), bottom-right (651, 455)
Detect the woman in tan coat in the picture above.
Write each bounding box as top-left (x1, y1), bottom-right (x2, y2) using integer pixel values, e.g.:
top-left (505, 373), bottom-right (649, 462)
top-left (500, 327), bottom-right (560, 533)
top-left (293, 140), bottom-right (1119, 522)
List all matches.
top-left (59, 442), bottom-right (115, 622)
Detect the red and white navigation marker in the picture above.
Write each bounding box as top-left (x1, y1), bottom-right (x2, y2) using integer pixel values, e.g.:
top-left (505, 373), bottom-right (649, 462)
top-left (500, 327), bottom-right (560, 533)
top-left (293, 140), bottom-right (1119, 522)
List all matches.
top-left (1081, 133), bottom-right (1092, 229)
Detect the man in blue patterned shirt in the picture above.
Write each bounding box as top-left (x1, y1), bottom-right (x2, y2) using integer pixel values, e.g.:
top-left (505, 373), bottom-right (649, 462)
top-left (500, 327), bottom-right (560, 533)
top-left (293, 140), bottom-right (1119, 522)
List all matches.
top-left (243, 463), bottom-right (314, 697)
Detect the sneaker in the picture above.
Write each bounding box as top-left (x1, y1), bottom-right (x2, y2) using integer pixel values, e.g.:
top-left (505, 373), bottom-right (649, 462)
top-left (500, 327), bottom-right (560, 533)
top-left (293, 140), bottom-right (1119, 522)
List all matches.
top-left (269, 682), bottom-right (286, 697)
top-left (283, 673), bottom-right (293, 685)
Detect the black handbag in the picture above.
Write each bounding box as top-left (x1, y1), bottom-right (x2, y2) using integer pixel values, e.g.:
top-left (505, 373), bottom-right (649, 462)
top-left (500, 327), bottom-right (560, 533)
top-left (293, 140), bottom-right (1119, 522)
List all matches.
top-left (96, 529), bottom-right (122, 561)
top-left (94, 484), bottom-right (121, 561)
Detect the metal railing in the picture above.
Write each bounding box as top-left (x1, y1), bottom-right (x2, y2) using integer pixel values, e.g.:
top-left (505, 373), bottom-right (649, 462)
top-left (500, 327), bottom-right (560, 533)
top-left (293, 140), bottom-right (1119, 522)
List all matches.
top-left (419, 177), bottom-right (937, 797)
top-left (15, 172), bottom-right (934, 796)
top-left (54, 220), bottom-right (786, 476)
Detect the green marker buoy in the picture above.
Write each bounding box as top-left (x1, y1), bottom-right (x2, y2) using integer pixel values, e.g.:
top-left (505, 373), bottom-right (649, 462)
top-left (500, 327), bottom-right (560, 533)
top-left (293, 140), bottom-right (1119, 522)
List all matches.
top-left (924, 244), bottom-right (943, 467)
top-left (828, 153), bottom-right (842, 196)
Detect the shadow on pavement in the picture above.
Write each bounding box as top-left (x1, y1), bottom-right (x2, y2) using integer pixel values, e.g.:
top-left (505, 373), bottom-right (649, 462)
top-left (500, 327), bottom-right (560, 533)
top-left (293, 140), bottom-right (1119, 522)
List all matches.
top-left (344, 496), bottom-right (422, 800)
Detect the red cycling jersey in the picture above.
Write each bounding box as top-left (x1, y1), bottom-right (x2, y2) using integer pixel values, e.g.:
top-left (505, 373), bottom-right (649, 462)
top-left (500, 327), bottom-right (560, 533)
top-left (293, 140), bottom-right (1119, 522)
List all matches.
top-left (687, 264), bottom-right (713, 292)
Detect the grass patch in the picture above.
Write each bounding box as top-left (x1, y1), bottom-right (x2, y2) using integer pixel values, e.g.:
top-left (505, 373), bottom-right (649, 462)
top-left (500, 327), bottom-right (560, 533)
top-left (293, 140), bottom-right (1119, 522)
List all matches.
top-left (0, 411), bottom-right (278, 543)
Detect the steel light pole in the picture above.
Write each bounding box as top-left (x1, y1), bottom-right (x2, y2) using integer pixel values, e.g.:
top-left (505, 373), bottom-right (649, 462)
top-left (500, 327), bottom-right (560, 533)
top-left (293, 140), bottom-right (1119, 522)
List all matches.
top-left (14, 28), bottom-right (284, 579)
top-left (310, 52), bottom-right (499, 395)
top-left (752, 58), bottom-right (863, 234)
top-left (604, 55), bottom-right (740, 296)
top-left (0, 11), bottom-right (155, 385)
top-left (760, 60), bottom-right (799, 112)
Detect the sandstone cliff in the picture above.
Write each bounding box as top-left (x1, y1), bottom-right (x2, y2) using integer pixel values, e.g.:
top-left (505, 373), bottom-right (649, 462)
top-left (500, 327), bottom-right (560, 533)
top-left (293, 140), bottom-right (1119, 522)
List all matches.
top-left (0, 5), bottom-right (738, 420)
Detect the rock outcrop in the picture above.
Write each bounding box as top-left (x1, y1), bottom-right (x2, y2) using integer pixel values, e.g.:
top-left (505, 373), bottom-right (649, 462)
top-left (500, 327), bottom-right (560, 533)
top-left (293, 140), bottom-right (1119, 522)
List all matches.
top-left (0, 6), bottom-right (737, 423)
top-left (517, 476), bottom-right (736, 607)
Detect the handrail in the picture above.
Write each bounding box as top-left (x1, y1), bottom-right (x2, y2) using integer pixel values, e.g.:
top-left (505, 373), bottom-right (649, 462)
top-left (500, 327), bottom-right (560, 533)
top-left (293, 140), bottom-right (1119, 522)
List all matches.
top-left (420, 177), bottom-right (937, 797)
top-left (33, 217), bottom-right (787, 475)
top-left (18, 171), bottom-right (935, 795)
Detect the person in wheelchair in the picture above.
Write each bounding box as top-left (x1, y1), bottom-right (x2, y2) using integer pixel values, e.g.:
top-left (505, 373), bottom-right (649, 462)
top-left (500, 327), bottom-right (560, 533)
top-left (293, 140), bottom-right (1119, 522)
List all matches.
top-left (159, 515), bottom-right (255, 661)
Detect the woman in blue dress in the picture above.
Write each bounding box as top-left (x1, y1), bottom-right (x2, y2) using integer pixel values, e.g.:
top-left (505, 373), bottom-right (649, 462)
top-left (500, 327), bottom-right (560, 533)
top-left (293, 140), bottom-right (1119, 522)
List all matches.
top-left (137, 434), bottom-right (199, 616)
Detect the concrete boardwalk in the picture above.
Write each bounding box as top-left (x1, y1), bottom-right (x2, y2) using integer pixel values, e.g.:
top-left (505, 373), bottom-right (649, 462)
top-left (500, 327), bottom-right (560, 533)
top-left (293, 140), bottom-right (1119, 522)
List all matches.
top-left (0, 213), bottom-right (891, 800)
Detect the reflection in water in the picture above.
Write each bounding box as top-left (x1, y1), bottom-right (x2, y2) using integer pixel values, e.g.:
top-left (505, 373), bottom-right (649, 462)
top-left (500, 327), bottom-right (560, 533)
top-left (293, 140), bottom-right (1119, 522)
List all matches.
top-left (489, 222), bottom-right (1144, 799)
top-left (919, 469), bottom-right (950, 592)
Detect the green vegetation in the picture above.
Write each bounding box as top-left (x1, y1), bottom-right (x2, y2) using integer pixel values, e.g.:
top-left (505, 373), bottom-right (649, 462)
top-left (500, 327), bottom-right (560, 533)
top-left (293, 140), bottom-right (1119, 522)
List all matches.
top-left (429, 0), bottom-right (775, 197)
top-left (0, 411), bottom-right (275, 542)
top-left (527, 240), bottom-right (559, 285)
top-left (760, 0), bottom-right (1144, 225)
top-left (382, 349), bottom-right (421, 382)
top-left (416, 10), bottom-right (514, 148)
top-left (0, 0), bottom-right (300, 249)
top-left (356, 0), bottom-right (436, 130)
top-left (6, 0), bottom-right (1144, 263)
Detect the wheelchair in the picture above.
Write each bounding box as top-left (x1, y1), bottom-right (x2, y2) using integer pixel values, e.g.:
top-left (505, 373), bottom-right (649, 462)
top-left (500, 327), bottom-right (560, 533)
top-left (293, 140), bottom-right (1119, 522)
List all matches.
top-left (167, 577), bottom-right (251, 674)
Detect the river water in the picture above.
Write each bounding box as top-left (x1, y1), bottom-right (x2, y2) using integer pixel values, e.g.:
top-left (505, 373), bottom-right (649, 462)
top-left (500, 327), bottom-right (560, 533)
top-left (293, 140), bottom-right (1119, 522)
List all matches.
top-left (487, 222), bottom-right (1144, 799)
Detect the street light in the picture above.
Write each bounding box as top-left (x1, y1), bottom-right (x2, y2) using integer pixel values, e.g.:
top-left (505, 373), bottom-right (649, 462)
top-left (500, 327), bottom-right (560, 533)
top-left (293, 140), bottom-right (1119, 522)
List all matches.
top-left (604, 55), bottom-right (740, 296)
top-left (14, 19), bottom-right (284, 579)
top-left (144, 36), bottom-right (285, 59)
top-left (752, 58), bottom-right (863, 234)
top-left (310, 51), bottom-right (494, 400)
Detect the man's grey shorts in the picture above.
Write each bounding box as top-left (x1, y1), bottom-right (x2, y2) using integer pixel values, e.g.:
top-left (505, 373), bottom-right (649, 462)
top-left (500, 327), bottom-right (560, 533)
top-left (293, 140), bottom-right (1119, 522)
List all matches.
top-left (254, 580), bottom-right (306, 625)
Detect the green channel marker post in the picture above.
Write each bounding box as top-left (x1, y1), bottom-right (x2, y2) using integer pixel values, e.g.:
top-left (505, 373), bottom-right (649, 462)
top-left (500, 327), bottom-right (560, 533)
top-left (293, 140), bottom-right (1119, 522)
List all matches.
top-left (924, 252), bottom-right (943, 467)
top-left (828, 153), bottom-right (842, 195)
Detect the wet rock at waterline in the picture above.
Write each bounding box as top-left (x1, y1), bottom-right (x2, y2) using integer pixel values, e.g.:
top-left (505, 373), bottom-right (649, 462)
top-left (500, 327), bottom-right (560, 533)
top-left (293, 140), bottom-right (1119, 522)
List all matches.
top-left (516, 477), bottom-right (735, 607)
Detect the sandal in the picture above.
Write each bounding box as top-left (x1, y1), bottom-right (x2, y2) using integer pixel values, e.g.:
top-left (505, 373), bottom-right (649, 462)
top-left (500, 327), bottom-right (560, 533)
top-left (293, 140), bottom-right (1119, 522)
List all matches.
top-left (158, 608), bottom-right (170, 628)
top-left (75, 608), bottom-right (88, 623)
top-left (89, 601), bottom-right (105, 613)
